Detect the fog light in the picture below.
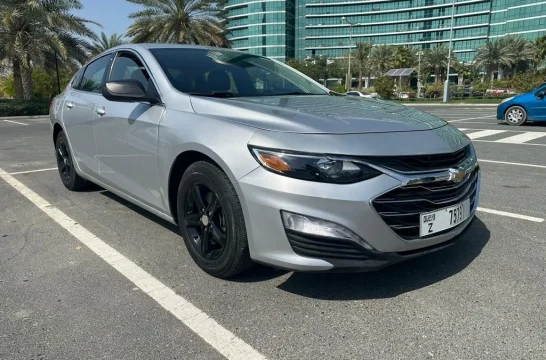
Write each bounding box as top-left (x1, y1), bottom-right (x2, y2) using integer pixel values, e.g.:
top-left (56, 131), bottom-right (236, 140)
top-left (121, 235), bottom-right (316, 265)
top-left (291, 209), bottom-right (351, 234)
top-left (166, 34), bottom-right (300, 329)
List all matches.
top-left (281, 211), bottom-right (374, 250)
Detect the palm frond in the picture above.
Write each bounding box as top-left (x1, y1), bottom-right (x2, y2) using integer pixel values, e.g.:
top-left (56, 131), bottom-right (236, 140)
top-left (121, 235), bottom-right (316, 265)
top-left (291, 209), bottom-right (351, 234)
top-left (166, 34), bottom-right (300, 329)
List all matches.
top-left (127, 0), bottom-right (227, 45)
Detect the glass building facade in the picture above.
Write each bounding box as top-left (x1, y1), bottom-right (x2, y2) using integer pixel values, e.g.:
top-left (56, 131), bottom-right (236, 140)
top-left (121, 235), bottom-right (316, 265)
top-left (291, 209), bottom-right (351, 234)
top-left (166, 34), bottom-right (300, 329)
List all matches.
top-left (224, 0), bottom-right (295, 61)
top-left (223, 0), bottom-right (546, 62)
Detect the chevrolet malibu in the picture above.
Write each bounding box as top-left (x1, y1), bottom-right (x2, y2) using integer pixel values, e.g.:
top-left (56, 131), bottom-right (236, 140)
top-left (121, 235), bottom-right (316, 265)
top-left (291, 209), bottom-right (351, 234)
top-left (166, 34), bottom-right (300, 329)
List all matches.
top-left (50, 44), bottom-right (480, 278)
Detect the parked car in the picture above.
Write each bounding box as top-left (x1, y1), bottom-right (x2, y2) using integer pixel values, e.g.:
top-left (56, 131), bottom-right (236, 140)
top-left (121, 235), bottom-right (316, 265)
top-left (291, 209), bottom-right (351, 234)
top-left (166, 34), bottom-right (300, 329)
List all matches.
top-left (497, 83), bottom-right (546, 125)
top-left (50, 44), bottom-right (480, 278)
top-left (487, 88), bottom-right (516, 97)
top-left (397, 91), bottom-right (416, 99)
top-left (346, 90), bottom-right (377, 99)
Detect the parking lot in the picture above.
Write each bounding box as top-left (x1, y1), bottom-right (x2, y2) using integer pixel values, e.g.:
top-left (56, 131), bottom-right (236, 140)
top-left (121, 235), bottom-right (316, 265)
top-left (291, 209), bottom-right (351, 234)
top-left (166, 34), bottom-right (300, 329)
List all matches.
top-left (1, 104), bottom-right (545, 360)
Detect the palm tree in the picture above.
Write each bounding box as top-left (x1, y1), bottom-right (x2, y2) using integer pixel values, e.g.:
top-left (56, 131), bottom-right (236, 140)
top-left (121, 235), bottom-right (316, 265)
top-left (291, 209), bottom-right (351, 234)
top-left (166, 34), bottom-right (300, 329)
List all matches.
top-left (534, 34), bottom-right (546, 68)
top-left (368, 45), bottom-right (394, 76)
top-left (473, 38), bottom-right (514, 81)
top-left (352, 42), bottom-right (372, 89)
top-left (127, 0), bottom-right (228, 46)
top-left (392, 45), bottom-right (418, 69)
top-left (0, 0), bottom-right (98, 99)
top-left (91, 32), bottom-right (126, 56)
top-left (422, 45), bottom-right (449, 83)
top-left (500, 35), bottom-right (534, 76)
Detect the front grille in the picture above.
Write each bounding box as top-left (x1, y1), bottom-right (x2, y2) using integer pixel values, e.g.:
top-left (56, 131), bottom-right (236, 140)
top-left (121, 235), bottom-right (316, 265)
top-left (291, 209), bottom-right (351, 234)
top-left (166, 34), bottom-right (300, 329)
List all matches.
top-left (286, 230), bottom-right (370, 261)
top-left (372, 168), bottom-right (479, 240)
top-left (358, 145), bottom-right (471, 173)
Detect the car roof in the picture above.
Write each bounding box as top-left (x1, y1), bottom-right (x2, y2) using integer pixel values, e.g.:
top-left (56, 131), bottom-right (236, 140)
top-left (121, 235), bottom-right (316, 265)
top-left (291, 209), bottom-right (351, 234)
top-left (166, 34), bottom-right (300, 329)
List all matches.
top-left (109, 43), bottom-right (236, 52)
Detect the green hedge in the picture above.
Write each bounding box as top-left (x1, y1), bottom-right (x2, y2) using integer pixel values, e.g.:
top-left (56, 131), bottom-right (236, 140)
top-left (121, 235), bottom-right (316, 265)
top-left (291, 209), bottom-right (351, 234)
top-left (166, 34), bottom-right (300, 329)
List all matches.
top-left (0, 99), bottom-right (50, 117)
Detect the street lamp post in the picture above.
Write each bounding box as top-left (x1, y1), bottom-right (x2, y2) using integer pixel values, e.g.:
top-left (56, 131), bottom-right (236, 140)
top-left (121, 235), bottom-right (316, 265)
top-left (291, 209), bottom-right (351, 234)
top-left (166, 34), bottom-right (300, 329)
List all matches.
top-left (340, 16), bottom-right (354, 92)
top-left (417, 50), bottom-right (423, 98)
top-left (443, 0), bottom-right (456, 103)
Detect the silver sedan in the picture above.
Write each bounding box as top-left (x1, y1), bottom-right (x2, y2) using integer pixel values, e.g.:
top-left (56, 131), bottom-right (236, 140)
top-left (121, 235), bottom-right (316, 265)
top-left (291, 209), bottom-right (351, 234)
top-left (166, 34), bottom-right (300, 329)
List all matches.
top-left (50, 44), bottom-right (480, 278)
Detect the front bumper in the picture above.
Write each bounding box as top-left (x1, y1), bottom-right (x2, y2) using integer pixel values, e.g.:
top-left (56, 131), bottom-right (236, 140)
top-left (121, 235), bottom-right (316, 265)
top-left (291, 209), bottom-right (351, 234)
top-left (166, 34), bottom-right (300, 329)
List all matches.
top-left (496, 102), bottom-right (509, 121)
top-left (238, 165), bottom-right (481, 272)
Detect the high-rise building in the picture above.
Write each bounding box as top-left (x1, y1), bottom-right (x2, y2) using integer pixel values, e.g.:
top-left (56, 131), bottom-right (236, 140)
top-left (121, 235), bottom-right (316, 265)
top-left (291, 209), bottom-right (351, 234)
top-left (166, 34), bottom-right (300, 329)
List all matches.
top-left (223, 0), bottom-right (296, 61)
top-left (223, 0), bottom-right (546, 63)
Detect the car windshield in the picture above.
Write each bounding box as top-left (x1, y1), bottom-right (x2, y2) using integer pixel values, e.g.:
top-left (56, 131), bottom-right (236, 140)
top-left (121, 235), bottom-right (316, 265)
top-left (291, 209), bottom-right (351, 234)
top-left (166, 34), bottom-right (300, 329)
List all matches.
top-left (532, 84), bottom-right (546, 93)
top-left (149, 48), bottom-right (328, 97)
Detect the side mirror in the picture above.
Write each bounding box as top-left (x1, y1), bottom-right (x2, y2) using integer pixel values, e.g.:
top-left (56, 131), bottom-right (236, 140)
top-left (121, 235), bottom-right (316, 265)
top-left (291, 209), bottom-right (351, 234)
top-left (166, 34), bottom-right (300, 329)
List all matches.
top-left (102, 80), bottom-right (160, 104)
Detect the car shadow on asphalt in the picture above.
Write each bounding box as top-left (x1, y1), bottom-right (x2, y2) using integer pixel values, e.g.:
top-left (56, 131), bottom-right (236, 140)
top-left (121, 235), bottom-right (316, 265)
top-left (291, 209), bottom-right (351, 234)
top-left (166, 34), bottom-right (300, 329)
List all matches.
top-left (93, 186), bottom-right (489, 295)
top-left (275, 218), bottom-right (490, 300)
top-left (99, 190), bottom-right (181, 235)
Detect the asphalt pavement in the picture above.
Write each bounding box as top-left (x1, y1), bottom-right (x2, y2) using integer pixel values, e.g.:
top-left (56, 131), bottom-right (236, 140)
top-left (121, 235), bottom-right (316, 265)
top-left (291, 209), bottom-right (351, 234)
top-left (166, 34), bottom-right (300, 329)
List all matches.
top-left (1, 106), bottom-right (545, 360)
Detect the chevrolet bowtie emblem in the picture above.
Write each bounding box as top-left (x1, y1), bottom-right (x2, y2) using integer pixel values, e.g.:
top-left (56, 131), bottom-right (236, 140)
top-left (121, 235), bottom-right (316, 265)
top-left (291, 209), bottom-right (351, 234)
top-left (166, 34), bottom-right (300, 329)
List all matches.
top-left (448, 168), bottom-right (466, 183)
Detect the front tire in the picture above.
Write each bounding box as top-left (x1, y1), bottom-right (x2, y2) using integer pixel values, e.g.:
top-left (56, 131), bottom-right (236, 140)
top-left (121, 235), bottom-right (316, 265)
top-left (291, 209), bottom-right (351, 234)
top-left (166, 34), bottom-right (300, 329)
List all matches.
top-left (177, 161), bottom-right (252, 278)
top-left (505, 106), bottom-right (527, 126)
top-left (55, 131), bottom-right (87, 191)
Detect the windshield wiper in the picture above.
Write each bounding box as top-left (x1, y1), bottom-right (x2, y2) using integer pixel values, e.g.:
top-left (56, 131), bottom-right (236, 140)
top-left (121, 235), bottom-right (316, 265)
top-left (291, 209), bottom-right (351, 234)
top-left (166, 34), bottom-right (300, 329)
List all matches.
top-left (188, 92), bottom-right (238, 98)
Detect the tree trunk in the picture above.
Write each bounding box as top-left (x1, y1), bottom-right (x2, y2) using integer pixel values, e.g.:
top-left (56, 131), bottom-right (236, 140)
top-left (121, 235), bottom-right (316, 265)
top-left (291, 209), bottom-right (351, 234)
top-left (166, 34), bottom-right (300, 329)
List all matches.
top-left (12, 58), bottom-right (24, 100)
top-left (434, 72), bottom-right (439, 83)
top-left (490, 69), bottom-right (495, 81)
top-left (21, 55), bottom-right (33, 100)
top-left (358, 68), bottom-right (362, 90)
top-left (366, 71), bottom-right (370, 88)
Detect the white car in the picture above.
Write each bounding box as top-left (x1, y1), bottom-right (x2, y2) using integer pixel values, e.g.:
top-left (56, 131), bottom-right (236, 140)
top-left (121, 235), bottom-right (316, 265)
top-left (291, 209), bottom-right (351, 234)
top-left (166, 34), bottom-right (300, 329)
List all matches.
top-left (346, 91), bottom-right (377, 99)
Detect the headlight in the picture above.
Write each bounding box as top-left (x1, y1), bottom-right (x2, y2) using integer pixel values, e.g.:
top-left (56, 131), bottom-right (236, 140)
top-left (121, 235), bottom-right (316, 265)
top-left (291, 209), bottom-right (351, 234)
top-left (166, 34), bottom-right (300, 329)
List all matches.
top-left (249, 147), bottom-right (381, 184)
top-left (501, 96), bottom-right (514, 103)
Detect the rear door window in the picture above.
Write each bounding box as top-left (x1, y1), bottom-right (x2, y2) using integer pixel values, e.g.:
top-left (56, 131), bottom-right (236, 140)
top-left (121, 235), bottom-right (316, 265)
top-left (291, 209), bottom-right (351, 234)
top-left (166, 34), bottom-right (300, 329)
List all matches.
top-left (79, 54), bottom-right (113, 93)
top-left (71, 68), bottom-right (84, 89)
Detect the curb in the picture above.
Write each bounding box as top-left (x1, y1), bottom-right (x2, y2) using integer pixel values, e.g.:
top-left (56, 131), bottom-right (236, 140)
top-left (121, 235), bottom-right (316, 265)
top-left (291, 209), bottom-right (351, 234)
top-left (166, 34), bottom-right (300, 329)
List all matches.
top-left (0, 115), bottom-right (49, 120)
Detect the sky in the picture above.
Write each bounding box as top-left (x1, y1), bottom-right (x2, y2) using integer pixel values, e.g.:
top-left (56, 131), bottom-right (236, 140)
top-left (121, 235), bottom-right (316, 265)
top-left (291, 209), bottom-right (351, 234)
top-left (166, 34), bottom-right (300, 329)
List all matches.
top-left (75, 0), bottom-right (141, 39)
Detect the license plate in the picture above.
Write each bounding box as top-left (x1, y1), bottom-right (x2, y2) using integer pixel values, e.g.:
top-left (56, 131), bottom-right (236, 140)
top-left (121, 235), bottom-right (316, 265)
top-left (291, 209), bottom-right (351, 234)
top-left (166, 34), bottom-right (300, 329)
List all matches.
top-left (419, 199), bottom-right (471, 237)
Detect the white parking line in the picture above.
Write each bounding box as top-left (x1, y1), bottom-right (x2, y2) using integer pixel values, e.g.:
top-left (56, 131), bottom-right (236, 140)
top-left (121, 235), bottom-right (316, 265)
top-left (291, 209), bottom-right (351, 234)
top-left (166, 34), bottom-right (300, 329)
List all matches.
top-left (466, 130), bottom-right (506, 139)
top-left (454, 121), bottom-right (500, 125)
top-left (458, 127), bottom-right (537, 133)
top-left (0, 167), bottom-right (267, 360)
top-left (448, 115), bottom-right (496, 123)
top-left (495, 132), bottom-right (546, 144)
top-left (473, 140), bottom-right (546, 147)
top-left (479, 159), bottom-right (546, 169)
top-left (9, 167), bottom-right (58, 175)
top-left (3, 119), bottom-right (28, 126)
top-left (477, 207), bottom-right (544, 223)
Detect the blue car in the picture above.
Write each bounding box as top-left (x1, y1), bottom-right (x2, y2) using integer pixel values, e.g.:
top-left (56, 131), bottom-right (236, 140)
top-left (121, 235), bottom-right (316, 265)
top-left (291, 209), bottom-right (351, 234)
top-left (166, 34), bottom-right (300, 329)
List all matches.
top-left (496, 84), bottom-right (546, 126)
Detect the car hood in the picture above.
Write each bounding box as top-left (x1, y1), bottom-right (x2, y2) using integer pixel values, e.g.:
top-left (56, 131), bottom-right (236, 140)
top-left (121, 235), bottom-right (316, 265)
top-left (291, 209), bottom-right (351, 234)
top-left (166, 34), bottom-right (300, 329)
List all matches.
top-left (190, 95), bottom-right (447, 134)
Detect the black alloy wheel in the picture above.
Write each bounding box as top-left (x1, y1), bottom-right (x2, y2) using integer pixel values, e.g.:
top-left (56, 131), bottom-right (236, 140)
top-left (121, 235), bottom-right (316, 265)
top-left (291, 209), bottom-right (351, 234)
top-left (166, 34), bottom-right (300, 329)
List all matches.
top-left (55, 131), bottom-right (87, 191)
top-left (56, 139), bottom-right (72, 183)
top-left (183, 183), bottom-right (227, 261)
top-left (177, 161), bottom-right (252, 278)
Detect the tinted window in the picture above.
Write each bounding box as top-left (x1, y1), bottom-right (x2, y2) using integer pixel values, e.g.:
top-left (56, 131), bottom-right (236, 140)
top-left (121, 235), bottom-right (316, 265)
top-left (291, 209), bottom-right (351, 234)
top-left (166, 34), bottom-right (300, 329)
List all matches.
top-left (71, 68), bottom-right (84, 89)
top-left (347, 92), bottom-right (358, 96)
top-left (80, 54), bottom-right (112, 93)
top-left (149, 48), bottom-right (327, 97)
top-left (109, 52), bottom-right (152, 92)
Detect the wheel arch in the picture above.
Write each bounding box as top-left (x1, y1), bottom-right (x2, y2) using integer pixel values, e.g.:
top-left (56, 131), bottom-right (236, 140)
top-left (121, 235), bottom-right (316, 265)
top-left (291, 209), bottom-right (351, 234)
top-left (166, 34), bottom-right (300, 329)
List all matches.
top-left (53, 122), bottom-right (64, 145)
top-left (166, 147), bottom-right (242, 223)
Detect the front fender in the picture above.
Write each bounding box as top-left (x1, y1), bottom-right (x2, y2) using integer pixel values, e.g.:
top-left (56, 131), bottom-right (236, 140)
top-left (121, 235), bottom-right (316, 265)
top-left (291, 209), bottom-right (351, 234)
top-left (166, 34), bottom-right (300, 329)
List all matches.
top-left (157, 108), bottom-right (259, 219)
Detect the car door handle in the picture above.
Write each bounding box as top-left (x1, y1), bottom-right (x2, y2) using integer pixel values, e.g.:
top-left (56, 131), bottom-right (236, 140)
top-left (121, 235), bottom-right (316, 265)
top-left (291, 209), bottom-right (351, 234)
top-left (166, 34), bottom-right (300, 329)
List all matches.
top-left (66, 101), bottom-right (74, 109)
top-left (96, 107), bottom-right (106, 116)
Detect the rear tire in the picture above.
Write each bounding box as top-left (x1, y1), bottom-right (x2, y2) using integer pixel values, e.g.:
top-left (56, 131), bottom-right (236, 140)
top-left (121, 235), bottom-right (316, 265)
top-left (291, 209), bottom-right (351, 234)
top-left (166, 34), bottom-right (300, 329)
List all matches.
top-left (55, 131), bottom-right (87, 191)
top-left (177, 161), bottom-right (252, 278)
top-left (505, 106), bottom-right (527, 126)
